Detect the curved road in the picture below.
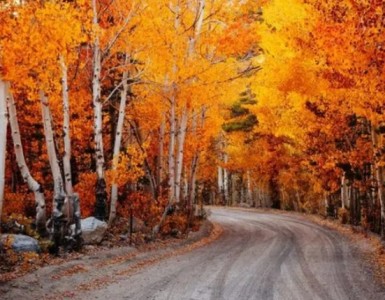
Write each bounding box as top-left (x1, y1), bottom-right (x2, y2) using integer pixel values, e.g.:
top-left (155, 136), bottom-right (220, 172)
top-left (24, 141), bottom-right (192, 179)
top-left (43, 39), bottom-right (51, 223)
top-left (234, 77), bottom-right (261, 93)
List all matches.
top-left (86, 207), bottom-right (385, 300)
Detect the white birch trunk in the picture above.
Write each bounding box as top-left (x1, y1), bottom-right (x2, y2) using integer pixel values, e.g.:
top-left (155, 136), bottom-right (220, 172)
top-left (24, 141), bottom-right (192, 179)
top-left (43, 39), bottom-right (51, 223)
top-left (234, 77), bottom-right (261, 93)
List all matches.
top-left (0, 81), bottom-right (8, 229)
top-left (60, 56), bottom-right (73, 196)
top-left (40, 91), bottom-right (66, 230)
top-left (188, 111), bottom-right (199, 210)
top-left (218, 166), bottom-right (224, 199)
top-left (189, 156), bottom-right (198, 205)
top-left (183, 171), bottom-right (188, 202)
top-left (6, 84), bottom-right (46, 232)
top-left (109, 70), bottom-right (129, 225)
top-left (92, 0), bottom-right (104, 180)
top-left (188, 0), bottom-right (205, 56)
top-left (92, 0), bottom-right (107, 220)
top-left (168, 96), bottom-right (177, 204)
top-left (341, 173), bottom-right (346, 209)
top-left (246, 171), bottom-right (252, 205)
top-left (224, 153), bottom-right (229, 204)
top-left (40, 92), bottom-right (64, 198)
top-left (157, 114), bottom-right (165, 189)
top-left (175, 107), bottom-right (188, 203)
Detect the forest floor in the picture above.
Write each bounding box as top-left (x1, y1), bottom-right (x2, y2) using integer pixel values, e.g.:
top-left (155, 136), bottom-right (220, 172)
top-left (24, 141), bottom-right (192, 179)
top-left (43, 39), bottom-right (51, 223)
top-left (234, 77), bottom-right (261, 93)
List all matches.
top-left (2, 207), bottom-right (385, 299)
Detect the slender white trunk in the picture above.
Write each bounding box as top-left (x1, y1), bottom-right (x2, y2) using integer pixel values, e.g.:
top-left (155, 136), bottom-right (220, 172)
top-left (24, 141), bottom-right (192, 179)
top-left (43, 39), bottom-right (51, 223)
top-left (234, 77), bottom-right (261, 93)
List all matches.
top-left (295, 191), bottom-right (301, 211)
top-left (168, 96), bottom-right (176, 203)
top-left (224, 153), bottom-right (229, 204)
top-left (175, 107), bottom-right (188, 203)
top-left (183, 171), bottom-right (188, 202)
top-left (92, 4), bottom-right (104, 180)
top-left (92, 0), bottom-right (107, 220)
top-left (341, 173), bottom-right (346, 209)
top-left (109, 70), bottom-right (129, 224)
top-left (0, 81), bottom-right (8, 229)
top-left (41, 92), bottom-right (79, 247)
top-left (6, 84), bottom-right (46, 232)
top-left (218, 166), bottom-right (223, 200)
top-left (40, 92), bottom-right (65, 216)
top-left (188, 111), bottom-right (199, 209)
top-left (246, 171), bottom-right (252, 204)
top-left (60, 56), bottom-right (73, 196)
top-left (189, 155), bottom-right (198, 205)
top-left (188, 0), bottom-right (205, 56)
top-left (157, 114), bottom-right (165, 189)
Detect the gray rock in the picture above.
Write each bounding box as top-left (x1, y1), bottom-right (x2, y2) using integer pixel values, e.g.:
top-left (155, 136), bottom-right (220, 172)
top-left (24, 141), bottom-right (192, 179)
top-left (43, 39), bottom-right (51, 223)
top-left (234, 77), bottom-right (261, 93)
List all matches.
top-left (72, 217), bottom-right (107, 245)
top-left (0, 234), bottom-right (40, 253)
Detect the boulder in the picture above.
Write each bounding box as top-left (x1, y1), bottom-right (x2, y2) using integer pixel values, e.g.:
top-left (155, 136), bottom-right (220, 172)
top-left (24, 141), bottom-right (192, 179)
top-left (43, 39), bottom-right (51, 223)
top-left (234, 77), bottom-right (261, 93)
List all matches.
top-left (76, 217), bottom-right (107, 245)
top-left (0, 234), bottom-right (40, 253)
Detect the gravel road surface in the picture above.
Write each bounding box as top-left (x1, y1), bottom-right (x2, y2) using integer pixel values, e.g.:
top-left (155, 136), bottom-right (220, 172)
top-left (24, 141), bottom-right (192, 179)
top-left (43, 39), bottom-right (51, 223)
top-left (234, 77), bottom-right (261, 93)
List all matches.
top-left (86, 207), bottom-right (385, 300)
top-left (3, 207), bottom-right (385, 299)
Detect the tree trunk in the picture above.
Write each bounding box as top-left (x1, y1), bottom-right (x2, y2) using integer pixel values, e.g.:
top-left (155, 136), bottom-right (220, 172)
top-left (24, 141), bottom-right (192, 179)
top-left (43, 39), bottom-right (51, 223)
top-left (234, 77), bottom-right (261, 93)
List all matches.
top-left (168, 95), bottom-right (177, 204)
top-left (6, 84), bottom-right (46, 234)
top-left (224, 153), bottom-right (229, 205)
top-left (131, 120), bottom-right (158, 199)
top-left (60, 56), bottom-right (74, 196)
top-left (109, 70), bottom-right (129, 225)
top-left (0, 81), bottom-right (8, 230)
top-left (40, 91), bottom-right (70, 252)
top-left (175, 107), bottom-right (188, 203)
top-left (246, 171), bottom-right (252, 205)
top-left (40, 92), bottom-right (65, 202)
top-left (341, 173), bottom-right (346, 209)
top-left (187, 0), bottom-right (205, 56)
top-left (92, 0), bottom-right (107, 220)
top-left (218, 166), bottom-right (224, 203)
top-left (371, 122), bottom-right (385, 239)
top-left (157, 114), bottom-right (165, 192)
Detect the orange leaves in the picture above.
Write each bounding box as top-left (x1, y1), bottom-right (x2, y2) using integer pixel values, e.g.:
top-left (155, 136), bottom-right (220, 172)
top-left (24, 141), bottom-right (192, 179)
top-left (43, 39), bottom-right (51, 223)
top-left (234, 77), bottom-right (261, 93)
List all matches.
top-left (107, 144), bottom-right (146, 186)
top-left (217, 21), bottom-right (260, 58)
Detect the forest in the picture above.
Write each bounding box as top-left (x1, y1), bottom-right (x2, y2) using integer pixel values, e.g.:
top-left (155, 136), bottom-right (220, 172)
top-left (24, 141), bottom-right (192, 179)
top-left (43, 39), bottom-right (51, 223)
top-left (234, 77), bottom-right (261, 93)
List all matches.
top-left (1, 0), bottom-right (385, 263)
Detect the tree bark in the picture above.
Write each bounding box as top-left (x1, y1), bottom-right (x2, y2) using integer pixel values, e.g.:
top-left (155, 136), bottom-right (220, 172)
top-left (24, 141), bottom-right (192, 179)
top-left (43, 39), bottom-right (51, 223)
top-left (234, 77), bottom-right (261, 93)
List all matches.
top-left (60, 56), bottom-right (74, 196)
top-left (6, 84), bottom-right (46, 234)
top-left (92, 0), bottom-right (107, 220)
top-left (175, 106), bottom-right (188, 203)
top-left (371, 123), bottom-right (385, 239)
top-left (223, 153), bottom-right (229, 205)
top-left (40, 91), bottom-right (70, 252)
top-left (218, 166), bottom-right (224, 203)
top-left (40, 92), bottom-right (65, 203)
top-left (168, 95), bottom-right (177, 204)
top-left (157, 114), bottom-right (165, 191)
top-left (341, 173), bottom-right (346, 209)
top-left (0, 81), bottom-right (8, 231)
top-left (109, 69), bottom-right (129, 225)
top-left (246, 171), bottom-right (252, 205)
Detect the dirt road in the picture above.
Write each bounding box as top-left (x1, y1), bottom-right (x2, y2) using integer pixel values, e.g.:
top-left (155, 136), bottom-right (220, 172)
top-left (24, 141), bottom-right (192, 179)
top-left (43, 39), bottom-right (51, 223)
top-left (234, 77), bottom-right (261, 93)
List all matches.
top-left (3, 207), bottom-right (385, 299)
top-left (85, 208), bottom-right (385, 299)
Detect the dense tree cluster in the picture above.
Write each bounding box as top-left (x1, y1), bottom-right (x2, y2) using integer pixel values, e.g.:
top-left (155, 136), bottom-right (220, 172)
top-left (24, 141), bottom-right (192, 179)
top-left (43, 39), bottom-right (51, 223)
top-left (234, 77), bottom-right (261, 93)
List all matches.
top-left (1, 0), bottom-right (385, 251)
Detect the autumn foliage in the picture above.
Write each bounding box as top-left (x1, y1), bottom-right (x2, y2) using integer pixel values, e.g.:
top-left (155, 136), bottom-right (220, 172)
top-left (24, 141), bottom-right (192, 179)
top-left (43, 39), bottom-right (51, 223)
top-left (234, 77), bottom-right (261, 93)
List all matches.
top-left (1, 0), bottom-right (385, 256)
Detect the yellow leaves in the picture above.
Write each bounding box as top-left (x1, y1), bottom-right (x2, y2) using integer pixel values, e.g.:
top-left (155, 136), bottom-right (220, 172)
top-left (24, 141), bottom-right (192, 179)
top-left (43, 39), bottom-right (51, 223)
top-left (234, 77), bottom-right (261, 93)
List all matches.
top-left (263, 0), bottom-right (309, 31)
top-left (0, 1), bottom-right (85, 95)
top-left (107, 144), bottom-right (147, 187)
